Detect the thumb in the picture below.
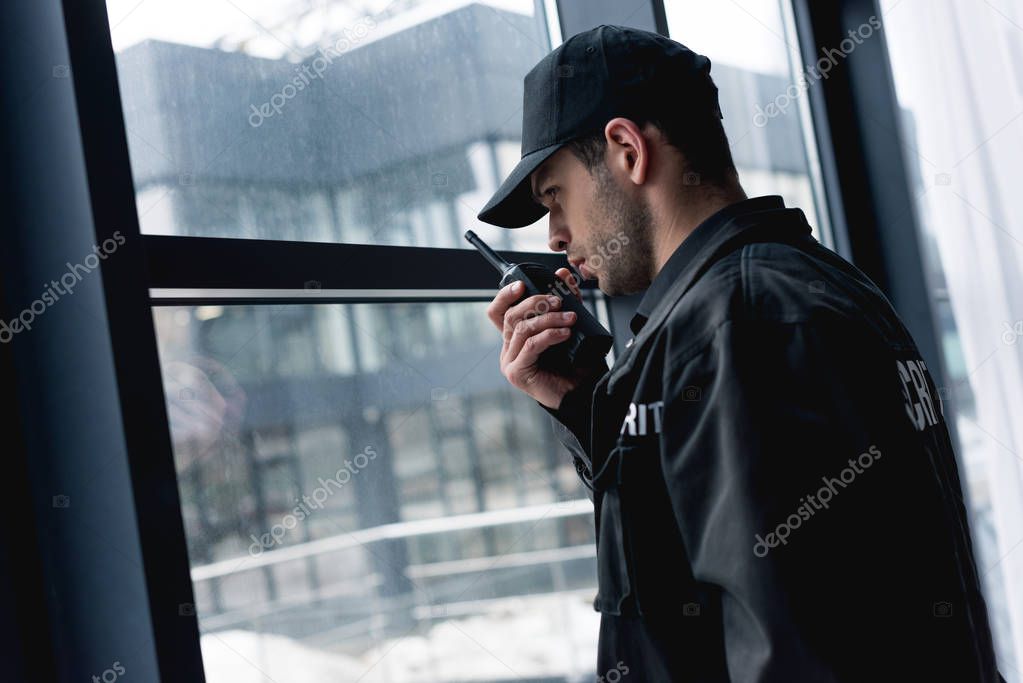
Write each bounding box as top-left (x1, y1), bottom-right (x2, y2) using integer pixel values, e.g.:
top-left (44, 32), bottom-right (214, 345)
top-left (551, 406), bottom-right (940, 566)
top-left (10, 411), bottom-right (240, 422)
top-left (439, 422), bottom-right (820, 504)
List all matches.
top-left (554, 267), bottom-right (582, 300)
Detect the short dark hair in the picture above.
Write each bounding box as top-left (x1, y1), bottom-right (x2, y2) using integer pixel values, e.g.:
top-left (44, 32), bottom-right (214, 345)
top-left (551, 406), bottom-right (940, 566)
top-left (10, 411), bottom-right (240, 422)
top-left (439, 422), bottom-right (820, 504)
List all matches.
top-left (566, 105), bottom-right (738, 188)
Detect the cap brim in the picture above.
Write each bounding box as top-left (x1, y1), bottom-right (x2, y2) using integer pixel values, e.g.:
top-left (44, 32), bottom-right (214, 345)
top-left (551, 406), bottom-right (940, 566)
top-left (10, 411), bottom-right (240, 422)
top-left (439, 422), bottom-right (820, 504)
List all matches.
top-left (477, 141), bottom-right (564, 228)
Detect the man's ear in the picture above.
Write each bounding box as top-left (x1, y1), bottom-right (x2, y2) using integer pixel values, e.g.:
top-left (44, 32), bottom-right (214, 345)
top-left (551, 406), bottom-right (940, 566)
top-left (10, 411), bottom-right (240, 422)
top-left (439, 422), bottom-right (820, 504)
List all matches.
top-left (604, 117), bottom-right (649, 186)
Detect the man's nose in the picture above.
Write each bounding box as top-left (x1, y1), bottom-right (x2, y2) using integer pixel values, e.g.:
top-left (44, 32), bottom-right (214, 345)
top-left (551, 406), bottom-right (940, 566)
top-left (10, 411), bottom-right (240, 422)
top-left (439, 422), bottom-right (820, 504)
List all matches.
top-left (548, 217), bottom-right (569, 253)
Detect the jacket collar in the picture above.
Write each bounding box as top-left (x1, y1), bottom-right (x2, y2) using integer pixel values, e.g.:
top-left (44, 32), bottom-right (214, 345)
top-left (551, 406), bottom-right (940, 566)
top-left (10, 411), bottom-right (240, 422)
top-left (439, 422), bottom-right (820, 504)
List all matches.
top-left (605, 195), bottom-right (814, 394)
top-left (629, 196), bottom-right (787, 336)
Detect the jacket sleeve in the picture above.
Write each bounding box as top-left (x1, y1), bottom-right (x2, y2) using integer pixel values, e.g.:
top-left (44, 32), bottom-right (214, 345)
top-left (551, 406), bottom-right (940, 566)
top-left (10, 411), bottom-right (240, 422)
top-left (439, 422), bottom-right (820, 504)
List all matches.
top-left (658, 315), bottom-right (920, 681)
top-left (536, 359), bottom-right (609, 499)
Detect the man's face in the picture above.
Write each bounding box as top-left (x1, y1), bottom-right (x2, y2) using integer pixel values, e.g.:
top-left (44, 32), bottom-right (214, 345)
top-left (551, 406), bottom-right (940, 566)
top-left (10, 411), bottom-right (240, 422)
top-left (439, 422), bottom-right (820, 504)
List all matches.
top-left (530, 146), bottom-right (654, 296)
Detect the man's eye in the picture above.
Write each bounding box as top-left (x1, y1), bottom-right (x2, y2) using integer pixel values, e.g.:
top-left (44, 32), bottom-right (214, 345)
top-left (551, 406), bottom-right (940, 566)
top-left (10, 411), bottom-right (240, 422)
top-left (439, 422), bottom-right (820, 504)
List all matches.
top-left (544, 186), bottom-right (559, 200)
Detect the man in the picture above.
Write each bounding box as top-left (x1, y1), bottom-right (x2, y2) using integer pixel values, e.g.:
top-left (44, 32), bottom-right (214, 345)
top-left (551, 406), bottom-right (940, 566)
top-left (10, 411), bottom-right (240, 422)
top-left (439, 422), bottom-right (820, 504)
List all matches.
top-left (478, 25), bottom-right (1005, 683)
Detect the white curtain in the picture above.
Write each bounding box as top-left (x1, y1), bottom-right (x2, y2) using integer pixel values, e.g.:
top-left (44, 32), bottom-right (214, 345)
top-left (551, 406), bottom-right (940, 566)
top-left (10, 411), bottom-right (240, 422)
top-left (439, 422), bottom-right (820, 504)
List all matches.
top-left (882, 1), bottom-right (1023, 680)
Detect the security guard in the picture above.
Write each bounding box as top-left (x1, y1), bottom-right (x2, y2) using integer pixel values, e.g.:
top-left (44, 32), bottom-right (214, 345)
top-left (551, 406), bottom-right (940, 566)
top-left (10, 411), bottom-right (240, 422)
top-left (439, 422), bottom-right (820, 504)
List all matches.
top-left (479, 25), bottom-right (1005, 683)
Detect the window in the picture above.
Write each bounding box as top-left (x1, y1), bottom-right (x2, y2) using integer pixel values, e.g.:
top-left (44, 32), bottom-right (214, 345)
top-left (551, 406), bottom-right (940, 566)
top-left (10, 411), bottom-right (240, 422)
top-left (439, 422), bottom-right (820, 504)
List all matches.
top-left (106, 0), bottom-right (609, 679)
top-left (883, 1), bottom-right (1023, 679)
top-left (107, 0), bottom-right (554, 252)
top-left (154, 303), bottom-right (599, 680)
top-left (663, 0), bottom-right (833, 246)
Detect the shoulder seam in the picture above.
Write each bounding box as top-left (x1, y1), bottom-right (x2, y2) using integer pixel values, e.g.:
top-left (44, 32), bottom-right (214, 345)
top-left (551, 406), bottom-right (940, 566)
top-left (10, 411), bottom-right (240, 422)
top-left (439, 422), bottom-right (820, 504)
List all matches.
top-left (741, 242), bottom-right (755, 319)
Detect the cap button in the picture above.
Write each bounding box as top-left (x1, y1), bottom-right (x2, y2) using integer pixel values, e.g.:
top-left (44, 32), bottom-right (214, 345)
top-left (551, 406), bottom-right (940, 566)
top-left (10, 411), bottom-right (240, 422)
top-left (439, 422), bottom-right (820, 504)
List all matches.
top-left (586, 46), bottom-right (595, 53)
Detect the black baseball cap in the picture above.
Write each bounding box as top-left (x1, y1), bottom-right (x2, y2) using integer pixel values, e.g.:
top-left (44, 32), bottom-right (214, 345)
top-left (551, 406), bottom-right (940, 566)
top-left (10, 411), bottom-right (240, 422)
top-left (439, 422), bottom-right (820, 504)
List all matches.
top-left (477, 24), bottom-right (722, 229)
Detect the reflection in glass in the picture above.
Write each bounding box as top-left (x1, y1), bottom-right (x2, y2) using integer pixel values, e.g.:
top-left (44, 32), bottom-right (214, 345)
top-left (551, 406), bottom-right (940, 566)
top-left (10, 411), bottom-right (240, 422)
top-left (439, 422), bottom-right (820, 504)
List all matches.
top-left (154, 302), bottom-right (599, 681)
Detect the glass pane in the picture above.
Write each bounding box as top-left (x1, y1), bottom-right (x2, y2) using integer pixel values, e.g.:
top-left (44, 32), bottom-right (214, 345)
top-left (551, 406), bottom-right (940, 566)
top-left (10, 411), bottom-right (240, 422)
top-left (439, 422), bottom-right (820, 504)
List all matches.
top-left (882, 1), bottom-right (1023, 680)
top-left (106, 0), bottom-right (555, 252)
top-left (662, 0), bottom-right (831, 245)
top-left (153, 301), bottom-right (600, 681)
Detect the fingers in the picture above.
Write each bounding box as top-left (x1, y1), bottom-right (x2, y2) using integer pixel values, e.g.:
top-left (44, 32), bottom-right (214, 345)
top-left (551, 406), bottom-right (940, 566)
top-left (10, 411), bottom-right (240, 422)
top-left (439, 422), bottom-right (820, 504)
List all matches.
top-left (555, 267), bottom-right (582, 300)
top-left (504, 308), bottom-right (576, 367)
top-left (505, 327), bottom-right (574, 384)
top-left (486, 268), bottom-right (580, 336)
top-left (487, 275), bottom-right (579, 400)
top-left (486, 281), bottom-right (526, 332)
top-left (502, 293), bottom-right (562, 347)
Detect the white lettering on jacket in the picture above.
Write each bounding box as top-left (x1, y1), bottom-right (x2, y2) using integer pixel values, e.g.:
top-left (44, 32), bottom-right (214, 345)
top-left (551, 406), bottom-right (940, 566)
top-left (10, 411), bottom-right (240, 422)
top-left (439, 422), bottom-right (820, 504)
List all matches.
top-left (620, 400), bottom-right (665, 436)
top-left (897, 359), bottom-right (941, 431)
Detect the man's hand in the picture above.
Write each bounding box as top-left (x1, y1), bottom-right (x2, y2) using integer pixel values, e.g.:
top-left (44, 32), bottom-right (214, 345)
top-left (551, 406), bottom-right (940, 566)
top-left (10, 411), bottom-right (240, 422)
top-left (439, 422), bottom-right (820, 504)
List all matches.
top-left (487, 267), bottom-right (590, 410)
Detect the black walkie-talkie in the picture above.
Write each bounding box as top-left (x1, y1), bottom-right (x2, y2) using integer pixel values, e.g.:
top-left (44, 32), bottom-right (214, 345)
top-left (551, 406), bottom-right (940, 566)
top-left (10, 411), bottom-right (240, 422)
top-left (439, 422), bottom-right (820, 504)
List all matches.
top-left (465, 230), bottom-right (614, 375)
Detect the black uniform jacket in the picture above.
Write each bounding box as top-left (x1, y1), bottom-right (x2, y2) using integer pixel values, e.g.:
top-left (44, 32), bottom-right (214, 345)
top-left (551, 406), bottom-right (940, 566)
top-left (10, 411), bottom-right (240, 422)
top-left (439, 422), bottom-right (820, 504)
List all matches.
top-left (539, 195), bottom-right (1004, 682)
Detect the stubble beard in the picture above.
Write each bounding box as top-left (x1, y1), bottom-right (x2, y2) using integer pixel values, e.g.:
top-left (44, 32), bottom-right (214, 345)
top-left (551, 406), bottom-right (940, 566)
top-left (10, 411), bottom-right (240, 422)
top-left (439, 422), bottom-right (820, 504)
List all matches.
top-left (584, 162), bottom-right (655, 297)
